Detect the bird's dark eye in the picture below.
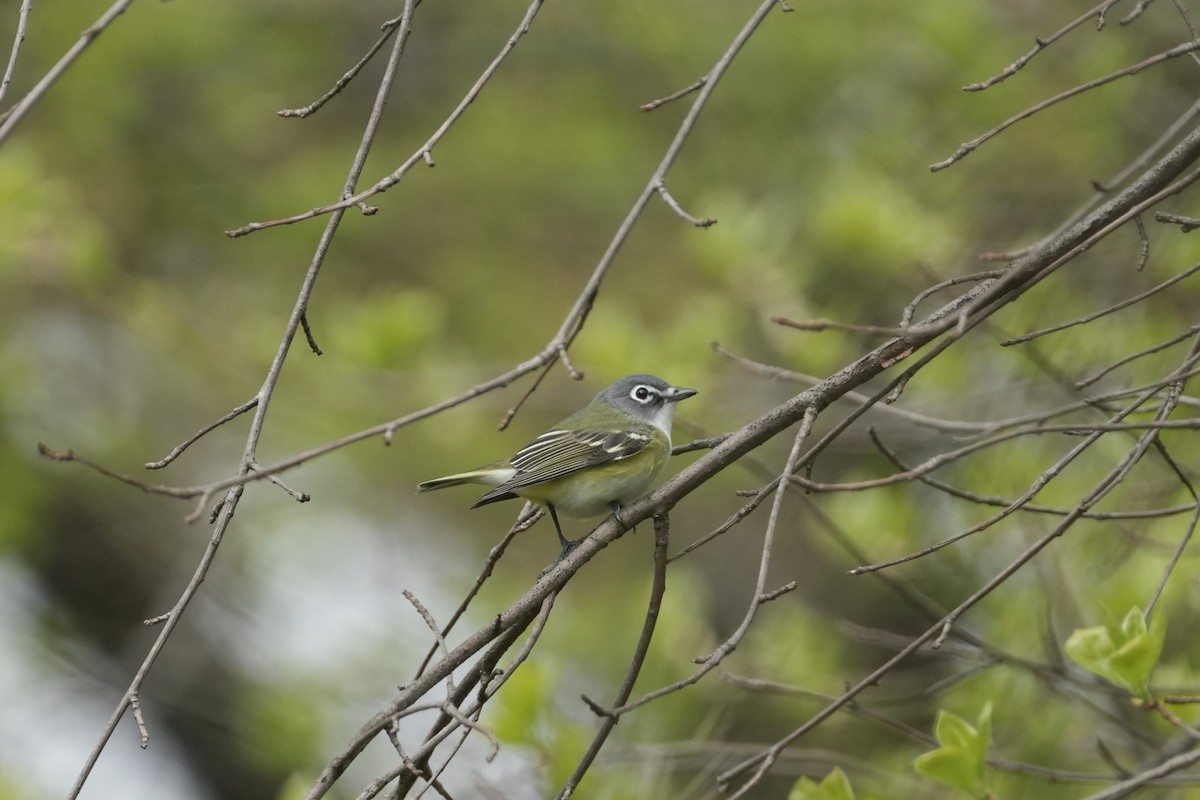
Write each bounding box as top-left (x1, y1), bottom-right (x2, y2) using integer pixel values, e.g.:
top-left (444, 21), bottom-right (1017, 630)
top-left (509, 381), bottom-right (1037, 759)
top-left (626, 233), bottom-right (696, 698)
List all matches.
top-left (632, 386), bottom-right (653, 403)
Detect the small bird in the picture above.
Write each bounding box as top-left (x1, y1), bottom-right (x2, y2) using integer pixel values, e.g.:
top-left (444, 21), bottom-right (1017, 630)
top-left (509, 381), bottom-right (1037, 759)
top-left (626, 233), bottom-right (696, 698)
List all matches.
top-left (418, 374), bottom-right (697, 554)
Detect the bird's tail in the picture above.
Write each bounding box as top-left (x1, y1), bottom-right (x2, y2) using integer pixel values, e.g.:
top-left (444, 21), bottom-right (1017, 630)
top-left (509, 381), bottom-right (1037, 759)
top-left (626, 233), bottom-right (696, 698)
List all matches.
top-left (417, 469), bottom-right (498, 493)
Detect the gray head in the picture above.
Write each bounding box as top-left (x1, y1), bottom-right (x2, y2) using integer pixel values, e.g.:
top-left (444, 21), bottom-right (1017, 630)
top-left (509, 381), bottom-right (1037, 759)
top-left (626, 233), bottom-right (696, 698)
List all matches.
top-left (595, 374), bottom-right (697, 435)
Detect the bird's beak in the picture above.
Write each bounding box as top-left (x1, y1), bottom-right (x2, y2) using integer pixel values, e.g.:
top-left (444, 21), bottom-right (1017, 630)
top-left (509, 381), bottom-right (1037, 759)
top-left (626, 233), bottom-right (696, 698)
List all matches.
top-left (666, 386), bottom-right (698, 402)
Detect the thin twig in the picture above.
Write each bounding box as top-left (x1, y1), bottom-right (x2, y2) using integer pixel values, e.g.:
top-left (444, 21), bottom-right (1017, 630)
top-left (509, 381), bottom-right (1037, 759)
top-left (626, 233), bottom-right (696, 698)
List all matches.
top-left (719, 670), bottom-right (1195, 786)
top-left (278, 17), bottom-right (404, 118)
top-left (62, 2), bottom-right (423, 796)
top-left (899, 271), bottom-right (1005, 327)
top-left (1133, 213), bottom-right (1150, 270)
top-left (378, 595), bottom-right (558, 800)
top-left (724, 450), bottom-right (1169, 794)
top-left (1003, 261), bottom-right (1200, 345)
top-left (228, 1), bottom-right (547, 237)
top-left (1156, 211), bottom-right (1200, 231)
top-left (413, 504), bottom-right (540, 679)
top-left (300, 312), bottom-right (324, 355)
top-left (439, 701), bottom-right (500, 760)
top-left (1146, 698), bottom-right (1200, 739)
top-left (1163, 695), bottom-right (1200, 704)
top-left (144, 397), bottom-right (259, 469)
top-left (1078, 748), bottom-right (1200, 800)
top-left (612, 408), bottom-right (816, 716)
top-left (1121, 0), bottom-right (1160, 25)
top-left (249, 460), bottom-right (310, 503)
top-left (654, 181), bottom-right (717, 227)
top-left (403, 590), bottom-right (450, 665)
top-left (796, 416), bottom-right (1200, 497)
top-left (933, 38), bottom-right (1200, 171)
top-left (640, 77), bottom-right (707, 111)
top-left (1075, 326), bottom-right (1200, 389)
top-left (873, 432), bottom-right (1195, 523)
top-left (556, 513), bottom-right (672, 798)
top-left (129, 693), bottom-right (149, 749)
top-left (849, 378), bottom-right (1177, 574)
top-left (962, 0), bottom-right (1125, 91)
top-left (497, 358), bottom-right (559, 432)
top-left (1145, 336), bottom-right (1200, 618)
top-left (668, 478), bottom-right (777, 562)
top-left (717, 338), bottom-right (1199, 797)
top-left (0, 0), bottom-right (34, 110)
top-left (0, 0), bottom-right (136, 147)
top-left (713, 342), bottom-right (996, 434)
top-left (771, 316), bottom-right (911, 337)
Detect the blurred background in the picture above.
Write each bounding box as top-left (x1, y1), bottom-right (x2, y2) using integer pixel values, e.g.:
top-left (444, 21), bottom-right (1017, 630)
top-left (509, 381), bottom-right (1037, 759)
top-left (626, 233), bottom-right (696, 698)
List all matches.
top-left (3, 0), bottom-right (1200, 798)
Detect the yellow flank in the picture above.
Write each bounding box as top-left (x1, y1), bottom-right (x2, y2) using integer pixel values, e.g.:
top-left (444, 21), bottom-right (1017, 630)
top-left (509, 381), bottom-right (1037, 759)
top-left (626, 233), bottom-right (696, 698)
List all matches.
top-left (510, 435), bottom-right (670, 517)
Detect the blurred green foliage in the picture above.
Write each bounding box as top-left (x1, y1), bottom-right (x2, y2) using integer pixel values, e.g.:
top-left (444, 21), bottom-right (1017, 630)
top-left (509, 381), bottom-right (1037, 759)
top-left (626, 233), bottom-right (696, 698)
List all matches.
top-left (913, 703), bottom-right (993, 799)
top-left (789, 767), bottom-right (855, 800)
top-left (3, 0), bottom-right (1200, 798)
top-left (1066, 607), bottom-right (1166, 701)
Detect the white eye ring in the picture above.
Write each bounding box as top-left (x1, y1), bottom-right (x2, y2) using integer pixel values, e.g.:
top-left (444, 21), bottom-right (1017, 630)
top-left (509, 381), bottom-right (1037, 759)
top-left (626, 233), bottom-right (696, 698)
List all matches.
top-left (631, 385), bottom-right (655, 403)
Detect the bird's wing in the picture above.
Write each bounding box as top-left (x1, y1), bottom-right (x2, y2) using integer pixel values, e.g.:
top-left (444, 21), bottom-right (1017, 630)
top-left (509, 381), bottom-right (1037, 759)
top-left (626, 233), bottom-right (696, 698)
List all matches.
top-left (471, 428), bottom-right (651, 505)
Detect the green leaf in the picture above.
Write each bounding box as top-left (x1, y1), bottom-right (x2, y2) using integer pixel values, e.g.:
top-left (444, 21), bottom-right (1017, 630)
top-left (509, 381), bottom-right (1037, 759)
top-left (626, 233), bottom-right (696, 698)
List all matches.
top-left (1065, 607), bottom-right (1164, 699)
top-left (788, 767), bottom-right (855, 800)
top-left (914, 748), bottom-right (982, 797)
top-left (971, 702), bottom-right (993, 764)
top-left (935, 710), bottom-right (977, 751)
top-left (913, 705), bottom-right (993, 798)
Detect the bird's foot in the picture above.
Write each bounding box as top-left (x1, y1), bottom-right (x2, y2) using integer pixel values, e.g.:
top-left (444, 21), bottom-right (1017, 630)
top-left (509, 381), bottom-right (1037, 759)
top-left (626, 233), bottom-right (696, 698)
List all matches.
top-left (609, 501), bottom-right (635, 533)
top-left (556, 534), bottom-right (579, 561)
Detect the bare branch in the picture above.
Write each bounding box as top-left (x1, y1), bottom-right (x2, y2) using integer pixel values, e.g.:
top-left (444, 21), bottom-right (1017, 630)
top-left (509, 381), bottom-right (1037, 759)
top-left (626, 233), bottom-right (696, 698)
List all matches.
top-left (300, 312), bottom-right (324, 355)
top-left (771, 316), bottom-right (910, 337)
top-left (1120, 0), bottom-right (1160, 25)
top-left (63, 1), bottom-right (423, 795)
top-left (1076, 325), bottom-right (1200, 389)
top-left (366, 594), bottom-right (558, 800)
top-left (129, 693), bottom-right (148, 750)
top-left (555, 513), bottom-right (671, 798)
top-left (962, 0), bottom-right (1124, 91)
top-left (1079, 748), bottom-right (1200, 800)
top-left (849, 379), bottom-right (1183, 574)
top-left (0, 0), bottom-right (33, 110)
top-left (38, 444), bottom-right (197, 499)
top-left (899, 270), bottom-right (1005, 327)
top-left (873, 430), bottom-right (1195, 523)
top-left (403, 590), bottom-right (450, 666)
top-left (718, 338), bottom-right (1200, 797)
top-left (277, 16), bottom-right (404, 118)
top-left (934, 39), bottom-right (1200, 171)
top-left (1145, 337), bottom-right (1200, 618)
top-left (413, 504), bottom-right (541, 679)
top-left (227, 1), bottom-right (547, 237)
top-left (1156, 211), bottom-right (1200, 231)
top-left (713, 343), bottom-right (995, 434)
top-left (1003, 261), bottom-right (1200, 346)
top-left (640, 77), bottom-right (707, 111)
top-left (249, 460), bottom-right (310, 504)
top-left (0, 0), bottom-right (135, 147)
top-left (612, 407), bottom-right (817, 717)
top-left (654, 180), bottom-right (717, 227)
top-left (438, 701), bottom-right (499, 762)
top-left (144, 397), bottom-right (259, 469)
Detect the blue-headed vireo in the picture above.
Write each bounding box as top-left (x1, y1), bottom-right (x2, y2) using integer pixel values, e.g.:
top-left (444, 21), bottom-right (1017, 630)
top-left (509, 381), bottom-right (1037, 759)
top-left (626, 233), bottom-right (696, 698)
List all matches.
top-left (418, 374), bottom-right (697, 554)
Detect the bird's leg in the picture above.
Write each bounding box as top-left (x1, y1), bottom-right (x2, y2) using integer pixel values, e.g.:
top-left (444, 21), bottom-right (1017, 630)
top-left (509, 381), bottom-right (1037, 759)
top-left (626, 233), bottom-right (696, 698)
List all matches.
top-left (548, 504), bottom-right (577, 559)
top-left (609, 501), bottom-right (635, 533)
